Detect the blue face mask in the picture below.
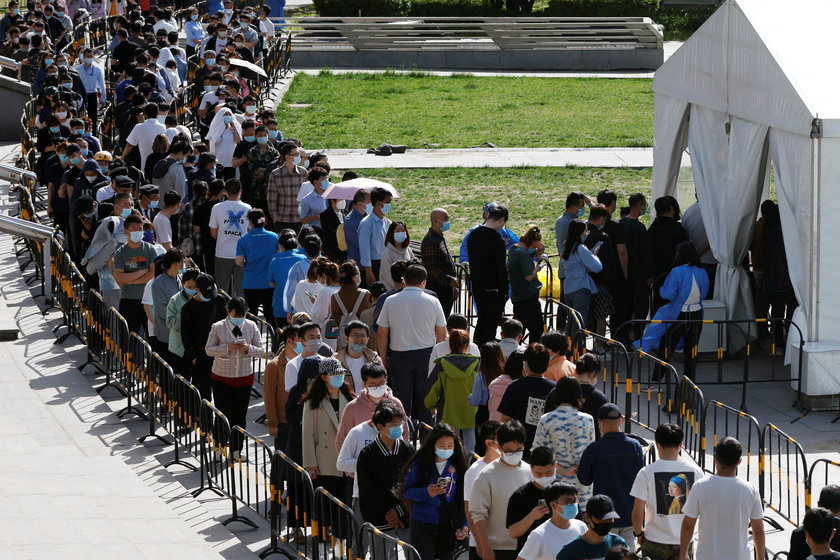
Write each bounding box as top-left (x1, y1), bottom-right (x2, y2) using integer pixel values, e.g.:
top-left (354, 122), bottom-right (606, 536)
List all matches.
top-left (387, 425), bottom-right (403, 440)
top-left (69, 156), bottom-right (81, 165)
top-left (560, 503), bottom-right (579, 520)
top-left (184, 287), bottom-right (197, 296)
top-left (256, 136), bottom-right (268, 145)
top-left (142, 230), bottom-right (155, 243)
top-left (203, 85), bottom-right (214, 92)
top-left (55, 11), bottom-right (64, 17)
top-left (393, 231), bottom-right (407, 244)
top-left (597, 223), bottom-right (605, 231)
top-left (120, 207), bottom-right (132, 219)
top-left (435, 448), bottom-right (454, 460)
top-left (328, 374), bottom-right (345, 389)
top-left (320, 180), bottom-right (330, 191)
top-left (381, 203), bottom-right (392, 215)
top-left (129, 230), bottom-right (144, 243)
top-left (190, 14), bottom-right (198, 20)
top-left (44, 58), bottom-right (54, 66)
top-left (228, 316), bottom-right (245, 327)
top-left (243, 135), bottom-right (255, 143)
top-left (223, 115), bottom-right (233, 124)
top-left (99, 166), bottom-right (109, 174)
top-left (268, 130), bottom-right (278, 139)
top-left (49, 126), bottom-right (60, 133)
top-left (149, 200), bottom-right (159, 209)
top-left (640, 207), bottom-right (648, 216)
top-left (205, 58), bottom-right (216, 67)
top-left (72, 129), bottom-right (84, 136)
top-left (58, 153), bottom-right (67, 162)
top-left (577, 207), bottom-right (586, 218)
top-left (293, 155), bottom-right (301, 165)
top-left (199, 295), bottom-right (211, 302)
top-left (441, 221), bottom-right (451, 232)
top-left (303, 160), bottom-right (310, 169)
top-left (294, 341), bottom-right (304, 354)
top-left (365, 203), bottom-right (373, 214)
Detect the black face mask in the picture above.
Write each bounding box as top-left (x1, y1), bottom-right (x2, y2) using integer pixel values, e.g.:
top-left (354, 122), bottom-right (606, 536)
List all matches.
top-left (591, 521), bottom-right (614, 536)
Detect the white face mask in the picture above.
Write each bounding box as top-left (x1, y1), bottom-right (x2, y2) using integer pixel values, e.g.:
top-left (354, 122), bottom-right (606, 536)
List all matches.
top-left (501, 451), bottom-right (523, 466)
top-left (336, 199), bottom-right (346, 210)
top-left (366, 385), bottom-right (387, 399)
top-left (532, 474), bottom-right (556, 487)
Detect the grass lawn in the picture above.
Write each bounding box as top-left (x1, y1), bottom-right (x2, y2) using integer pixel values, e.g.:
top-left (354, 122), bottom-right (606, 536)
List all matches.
top-left (278, 72), bottom-right (653, 149)
top-left (336, 167), bottom-right (653, 253)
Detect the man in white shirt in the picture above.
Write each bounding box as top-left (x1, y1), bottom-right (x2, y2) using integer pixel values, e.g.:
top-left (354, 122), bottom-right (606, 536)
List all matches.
top-left (209, 179), bottom-right (251, 297)
top-left (679, 437), bottom-right (765, 560)
top-left (122, 103), bottom-right (167, 170)
top-left (518, 482), bottom-right (587, 560)
top-left (284, 323), bottom-right (323, 392)
top-left (464, 421), bottom-right (503, 559)
top-left (631, 422), bottom-right (705, 560)
top-left (152, 190), bottom-right (182, 251)
top-left (377, 263), bottom-right (446, 423)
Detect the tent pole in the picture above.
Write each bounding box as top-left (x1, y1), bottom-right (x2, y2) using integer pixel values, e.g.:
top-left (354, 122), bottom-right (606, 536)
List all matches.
top-left (808, 119), bottom-right (821, 343)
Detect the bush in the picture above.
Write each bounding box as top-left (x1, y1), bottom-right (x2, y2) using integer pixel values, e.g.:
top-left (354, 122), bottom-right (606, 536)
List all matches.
top-left (544, 0), bottom-right (658, 17)
top-left (656, 5), bottom-right (718, 40)
top-left (312, 0), bottom-right (411, 16)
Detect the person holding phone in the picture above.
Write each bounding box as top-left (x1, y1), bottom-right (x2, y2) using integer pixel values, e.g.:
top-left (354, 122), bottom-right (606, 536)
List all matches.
top-left (400, 423), bottom-right (470, 560)
top-left (560, 220), bottom-right (602, 336)
top-left (508, 225), bottom-right (547, 344)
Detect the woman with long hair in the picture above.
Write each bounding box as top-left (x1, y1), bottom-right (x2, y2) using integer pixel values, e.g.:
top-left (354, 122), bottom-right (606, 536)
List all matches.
top-left (488, 349), bottom-right (525, 422)
top-left (144, 133), bottom-right (170, 180)
top-left (400, 423), bottom-right (470, 559)
top-left (329, 261), bottom-right (372, 348)
top-left (561, 220), bottom-right (602, 335)
top-left (300, 357), bottom-right (356, 501)
top-left (426, 329), bottom-right (480, 452)
top-left (379, 221), bottom-right (414, 290)
top-left (468, 341), bottom-right (506, 425)
top-left (508, 224), bottom-right (546, 343)
top-left (292, 259), bottom-right (325, 317)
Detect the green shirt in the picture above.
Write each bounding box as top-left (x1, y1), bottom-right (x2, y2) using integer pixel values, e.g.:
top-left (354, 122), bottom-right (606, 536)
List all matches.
top-left (425, 354), bottom-right (479, 429)
top-left (113, 241), bottom-right (157, 300)
top-left (507, 244), bottom-right (542, 303)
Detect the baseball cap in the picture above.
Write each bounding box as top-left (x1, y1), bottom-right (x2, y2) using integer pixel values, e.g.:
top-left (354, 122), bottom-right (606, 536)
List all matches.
top-left (319, 357), bottom-right (346, 376)
top-left (483, 202), bottom-right (499, 214)
top-left (94, 151), bottom-right (113, 162)
top-left (114, 175), bottom-right (134, 188)
top-left (195, 274), bottom-right (217, 299)
top-left (586, 494), bottom-right (620, 520)
top-left (597, 403), bottom-right (623, 420)
top-left (44, 86), bottom-right (59, 95)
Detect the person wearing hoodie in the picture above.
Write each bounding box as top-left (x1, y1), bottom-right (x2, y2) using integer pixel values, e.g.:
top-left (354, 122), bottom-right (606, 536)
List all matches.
top-left (425, 329), bottom-right (481, 453)
top-left (151, 141), bottom-right (190, 200)
top-left (335, 361), bottom-right (407, 451)
top-left (72, 158), bottom-right (109, 204)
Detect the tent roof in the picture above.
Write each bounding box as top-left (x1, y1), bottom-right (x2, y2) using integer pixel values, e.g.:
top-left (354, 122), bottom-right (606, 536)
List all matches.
top-left (652, 0), bottom-right (840, 137)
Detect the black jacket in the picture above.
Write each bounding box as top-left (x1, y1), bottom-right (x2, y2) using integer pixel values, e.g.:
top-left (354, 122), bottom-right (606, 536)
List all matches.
top-left (357, 436), bottom-right (415, 528)
top-left (180, 295), bottom-right (228, 360)
top-left (647, 216), bottom-right (689, 278)
top-left (466, 225), bottom-right (507, 292)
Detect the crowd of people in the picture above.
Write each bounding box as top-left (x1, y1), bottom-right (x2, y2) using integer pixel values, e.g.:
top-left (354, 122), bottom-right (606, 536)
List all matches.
top-left (3, 1), bottom-right (819, 558)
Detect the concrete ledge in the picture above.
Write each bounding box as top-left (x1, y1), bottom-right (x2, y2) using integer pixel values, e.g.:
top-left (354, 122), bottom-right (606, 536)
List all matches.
top-left (0, 296), bottom-right (19, 340)
top-left (0, 74), bottom-right (29, 142)
top-left (291, 47), bottom-right (664, 71)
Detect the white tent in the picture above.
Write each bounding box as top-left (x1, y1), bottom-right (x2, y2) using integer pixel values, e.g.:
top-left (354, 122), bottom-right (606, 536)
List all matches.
top-left (651, 0), bottom-right (840, 396)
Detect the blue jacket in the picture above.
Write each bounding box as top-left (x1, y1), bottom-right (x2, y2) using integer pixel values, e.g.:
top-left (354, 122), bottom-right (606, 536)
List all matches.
top-left (402, 458), bottom-right (466, 527)
top-left (561, 244), bottom-right (602, 295)
top-left (577, 432), bottom-right (644, 527)
top-left (640, 264), bottom-right (709, 353)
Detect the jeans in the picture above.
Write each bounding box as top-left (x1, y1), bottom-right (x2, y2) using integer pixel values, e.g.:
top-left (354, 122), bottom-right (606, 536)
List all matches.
top-left (388, 347), bottom-right (433, 423)
top-left (473, 289), bottom-right (507, 345)
top-left (244, 287), bottom-right (275, 326)
top-left (460, 428), bottom-right (476, 454)
top-left (513, 292), bottom-right (544, 344)
top-left (215, 257), bottom-right (244, 297)
top-left (565, 288), bottom-right (591, 337)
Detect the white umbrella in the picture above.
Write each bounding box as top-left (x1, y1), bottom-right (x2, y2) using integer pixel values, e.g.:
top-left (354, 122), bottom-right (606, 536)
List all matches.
top-left (228, 58), bottom-right (268, 78)
top-left (323, 177), bottom-right (400, 200)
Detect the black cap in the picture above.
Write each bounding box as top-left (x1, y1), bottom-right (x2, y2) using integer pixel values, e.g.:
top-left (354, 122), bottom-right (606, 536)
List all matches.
top-left (109, 166), bottom-right (128, 178)
top-left (139, 184), bottom-right (159, 195)
top-left (115, 175), bottom-right (134, 187)
top-left (586, 495), bottom-right (620, 520)
top-left (597, 403), bottom-right (623, 420)
top-left (75, 195), bottom-right (95, 215)
top-left (195, 274), bottom-right (217, 299)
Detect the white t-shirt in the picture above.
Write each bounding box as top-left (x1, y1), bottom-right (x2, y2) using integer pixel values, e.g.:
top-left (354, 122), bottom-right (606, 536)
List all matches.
top-left (335, 421), bottom-right (379, 498)
top-left (464, 458), bottom-right (492, 547)
top-left (518, 519), bottom-right (587, 560)
top-left (292, 280), bottom-right (322, 317)
top-left (310, 285), bottom-right (340, 351)
top-left (681, 475), bottom-right (764, 560)
top-left (96, 185), bottom-right (115, 203)
top-left (284, 354), bottom-right (302, 392)
top-left (428, 338), bottom-right (481, 375)
top-left (141, 279), bottom-right (155, 337)
top-left (126, 119), bottom-right (167, 171)
top-left (629, 458), bottom-right (706, 545)
top-left (378, 287), bottom-right (447, 352)
top-left (153, 212), bottom-right (172, 246)
top-left (345, 354), bottom-right (366, 393)
top-left (209, 199), bottom-right (252, 259)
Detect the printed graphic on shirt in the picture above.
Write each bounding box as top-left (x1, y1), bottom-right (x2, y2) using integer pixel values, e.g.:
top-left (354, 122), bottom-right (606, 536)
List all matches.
top-left (121, 255), bottom-right (149, 273)
top-left (653, 472), bottom-right (696, 515)
top-left (525, 396), bottom-right (546, 426)
top-left (224, 209), bottom-right (247, 237)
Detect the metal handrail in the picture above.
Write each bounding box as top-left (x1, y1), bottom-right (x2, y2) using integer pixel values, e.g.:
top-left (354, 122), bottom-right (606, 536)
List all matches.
top-left (0, 55), bottom-right (22, 81)
top-left (0, 215), bottom-right (53, 301)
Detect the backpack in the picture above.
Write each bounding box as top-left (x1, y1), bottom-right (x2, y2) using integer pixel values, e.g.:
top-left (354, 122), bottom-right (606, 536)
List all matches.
top-left (152, 157), bottom-right (176, 179)
top-left (333, 290), bottom-right (366, 347)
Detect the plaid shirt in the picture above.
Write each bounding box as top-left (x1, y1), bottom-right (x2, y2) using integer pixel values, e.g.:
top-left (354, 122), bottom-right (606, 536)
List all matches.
top-left (179, 196), bottom-right (206, 256)
top-left (421, 228), bottom-right (456, 286)
top-left (266, 163), bottom-right (307, 223)
top-left (205, 318), bottom-right (265, 381)
top-left (247, 144), bottom-right (280, 201)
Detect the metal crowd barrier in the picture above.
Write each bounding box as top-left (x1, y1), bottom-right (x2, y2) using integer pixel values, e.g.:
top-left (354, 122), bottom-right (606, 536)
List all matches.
top-left (95, 305), bottom-right (131, 400)
top-left (452, 263), bottom-right (474, 329)
top-left (675, 376), bottom-right (705, 468)
top-left (164, 373), bottom-right (203, 470)
top-left (134, 339), bottom-right (174, 447)
top-left (626, 349), bottom-right (680, 436)
top-left (702, 401), bottom-right (763, 485)
top-left (276, 450), bottom-right (317, 559)
top-left (762, 423), bottom-right (809, 527)
top-left (50, 237), bottom-right (88, 344)
top-left (806, 458), bottom-right (840, 509)
top-left (79, 290), bottom-right (108, 374)
top-left (363, 523), bottom-right (421, 560)
top-left (313, 487), bottom-right (362, 560)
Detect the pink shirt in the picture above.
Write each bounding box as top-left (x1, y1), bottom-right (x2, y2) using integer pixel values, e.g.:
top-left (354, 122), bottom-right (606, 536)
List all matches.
top-left (335, 389), bottom-right (409, 451)
top-left (488, 374), bottom-right (513, 422)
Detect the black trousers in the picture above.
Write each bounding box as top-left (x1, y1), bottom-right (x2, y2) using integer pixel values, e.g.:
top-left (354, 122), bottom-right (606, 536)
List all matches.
top-left (118, 298), bottom-right (146, 335)
top-left (86, 92), bottom-right (99, 128)
top-left (389, 347), bottom-right (433, 424)
top-left (211, 380), bottom-right (251, 452)
top-left (627, 277), bottom-right (651, 341)
top-left (768, 290), bottom-right (798, 346)
top-left (409, 518), bottom-right (454, 560)
top-left (427, 279), bottom-right (454, 318)
top-left (473, 289), bottom-right (507, 346)
top-left (513, 292), bottom-right (544, 345)
top-left (191, 351), bottom-right (213, 401)
top-left (659, 310), bottom-right (703, 380)
top-left (244, 287), bottom-right (275, 328)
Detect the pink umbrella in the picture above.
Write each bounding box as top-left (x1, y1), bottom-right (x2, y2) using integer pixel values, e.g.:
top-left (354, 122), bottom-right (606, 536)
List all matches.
top-left (322, 178), bottom-right (400, 200)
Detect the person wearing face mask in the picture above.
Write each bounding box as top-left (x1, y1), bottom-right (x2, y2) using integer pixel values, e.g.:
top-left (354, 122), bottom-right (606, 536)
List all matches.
top-left (300, 357), bottom-right (356, 502)
top-left (268, 232), bottom-right (306, 327)
top-left (342, 183), bottom-right (367, 262)
top-left (618, 193), bottom-right (655, 343)
top-left (518, 482), bottom-right (587, 560)
top-left (299, 167), bottom-right (331, 229)
top-left (205, 297), bottom-right (264, 455)
top-left (150, 248), bottom-right (185, 361)
top-left (206, 106), bottom-right (241, 181)
top-left (0, 2), bottom-right (23, 39)
top-left (464, 420), bottom-right (503, 559)
top-left (262, 324), bottom-right (302, 450)
top-left (355, 399), bottom-right (415, 549)
top-left (151, 141), bottom-right (190, 200)
top-left (74, 48), bottom-right (105, 127)
top-left (508, 225), bottom-right (546, 344)
top-left (400, 423), bottom-right (469, 560)
top-left (244, 125), bottom-right (278, 212)
top-left (184, 9), bottom-right (206, 58)
top-left (556, 494), bottom-right (627, 560)
top-left (506, 446), bottom-right (558, 551)
top-left (323, 261), bottom-right (370, 350)
top-left (357, 186), bottom-right (393, 287)
top-left (561, 220), bottom-right (602, 337)
top-left (82, 192), bottom-right (135, 309)
top-left (555, 191), bottom-right (591, 259)
top-left (202, 22), bottom-right (229, 55)
top-left (333, 322), bottom-right (382, 394)
top-left (45, 140), bottom-right (71, 232)
top-left (459, 201), bottom-right (520, 265)
top-left (180, 273), bottom-right (228, 400)
top-left (377, 221), bottom-right (413, 291)
top-left (113, 213), bottom-right (159, 333)
top-left (235, 208), bottom-right (279, 326)
top-left (71, 195), bottom-right (98, 269)
top-left (266, 142), bottom-right (307, 234)
top-left (319, 194), bottom-right (346, 262)
top-left (420, 208), bottom-right (457, 316)
top-left (470, 420), bottom-right (533, 560)
top-left (283, 321), bottom-right (330, 392)
top-left (164, 266), bottom-right (200, 379)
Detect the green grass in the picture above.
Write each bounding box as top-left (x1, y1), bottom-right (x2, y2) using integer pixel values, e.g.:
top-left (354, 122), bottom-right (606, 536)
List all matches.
top-left (278, 72), bottom-right (653, 149)
top-left (335, 167), bottom-right (653, 253)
